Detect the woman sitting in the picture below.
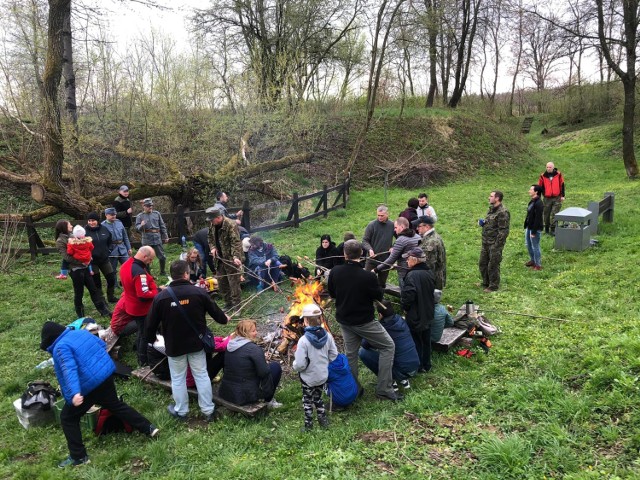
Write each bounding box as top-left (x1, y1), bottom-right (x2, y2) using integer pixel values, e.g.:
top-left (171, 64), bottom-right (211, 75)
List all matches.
top-left (219, 320), bottom-right (282, 407)
top-left (315, 234), bottom-right (340, 277)
top-left (247, 236), bottom-right (282, 291)
top-left (186, 247), bottom-right (205, 284)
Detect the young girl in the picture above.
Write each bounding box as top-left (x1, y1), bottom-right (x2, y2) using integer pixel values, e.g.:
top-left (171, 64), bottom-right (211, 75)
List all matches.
top-left (186, 247), bottom-right (205, 283)
top-left (67, 226), bottom-right (94, 275)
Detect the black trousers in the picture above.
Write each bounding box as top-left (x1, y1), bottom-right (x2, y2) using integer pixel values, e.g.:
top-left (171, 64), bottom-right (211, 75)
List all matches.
top-left (69, 267), bottom-right (106, 316)
top-left (411, 328), bottom-right (432, 372)
top-left (133, 315), bottom-right (148, 366)
top-left (60, 376), bottom-right (151, 460)
top-left (91, 260), bottom-right (116, 292)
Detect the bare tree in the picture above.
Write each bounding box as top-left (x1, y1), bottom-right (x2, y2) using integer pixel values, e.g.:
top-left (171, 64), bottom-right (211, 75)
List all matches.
top-left (507, 0), bottom-right (524, 116)
top-left (448, 0), bottom-right (482, 108)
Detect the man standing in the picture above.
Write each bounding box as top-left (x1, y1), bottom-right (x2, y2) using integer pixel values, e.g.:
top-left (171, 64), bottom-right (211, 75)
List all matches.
top-left (413, 216), bottom-right (447, 290)
top-left (416, 193), bottom-right (437, 221)
top-left (113, 185), bottom-right (133, 235)
top-left (401, 247), bottom-right (435, 372)
top-left (362, 205), bottom-right (395, 288)
top-left (40, 321), bottom-right (158, 468)
top-left (537, 162), bottom-right (565, 235)
top-left (374, 217), bottom-right (420, 289)
top-left (478, 191), bottom-right (510, 292)
top-left (102, 207), bottom-right (132, 274)
top-left (328, 240), bottom-right (400, 402)
top-left (207, 207), bottom-right (243, 311)
top-left (135, 198), bottom-right (169, 276)
top-left (214, 191), bottom-right (243, 221)
top-left (524, 185), bottom-right (544, 270)
top-left (145, 260), bottom-right (228, 422)
top-left (120, 246), bottom-right (160, 366)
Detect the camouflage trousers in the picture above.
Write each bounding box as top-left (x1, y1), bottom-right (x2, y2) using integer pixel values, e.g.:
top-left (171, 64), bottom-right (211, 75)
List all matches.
top-left (543, 196), bottom-right (563, 233)
top-left (479, 242), bottom-right (505, 290)
top-left (301, 382), bottom-right (326, 428)
top-left (216, 260), bottom-right (242, 307)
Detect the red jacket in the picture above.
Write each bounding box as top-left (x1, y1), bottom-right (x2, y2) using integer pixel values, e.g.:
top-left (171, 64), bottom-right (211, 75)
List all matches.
top-left (538, 169), bottom-right (565, 198)
top-left (67, 237), bottom-right (93, 264)
top-left (120, 257), bottom-right (158, 317)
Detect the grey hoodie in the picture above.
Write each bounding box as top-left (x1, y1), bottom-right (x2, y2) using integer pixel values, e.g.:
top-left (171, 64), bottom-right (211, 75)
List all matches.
top-left (226, 336), bottom-right (251, 352)
top-left (292, 328), bottom-right (339, 387)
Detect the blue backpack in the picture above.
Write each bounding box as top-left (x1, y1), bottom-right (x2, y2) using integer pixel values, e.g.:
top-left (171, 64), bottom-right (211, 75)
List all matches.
top-left (326, 353), bottom-right (358, 407)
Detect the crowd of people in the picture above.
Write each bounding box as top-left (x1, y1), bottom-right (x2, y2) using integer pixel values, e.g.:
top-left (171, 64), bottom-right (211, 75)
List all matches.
top-left (43, 161), bottom-right (564, 467)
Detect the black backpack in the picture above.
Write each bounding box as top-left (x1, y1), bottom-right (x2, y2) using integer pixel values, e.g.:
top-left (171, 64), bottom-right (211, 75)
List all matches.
top-left (21, 381), bottom-right (59, 411)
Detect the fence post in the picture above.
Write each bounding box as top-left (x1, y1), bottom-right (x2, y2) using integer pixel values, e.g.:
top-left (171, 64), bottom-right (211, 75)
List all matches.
top-left (342, 177), bottom-right (349, 208)
top-left (241, 200), bottom-right (251, 231)
top-left (176, 204), bottom-right (186, 241)
top-left (322, 185), bottom-right (328, 217)
top-left (24, 215), bottom-right (37, 262)
top-left (288, 193), bottom-right (300, 227)
top-left (587, 201), bottom-right (599, 235)
top-left (603, 192), bottom-right (614, 223)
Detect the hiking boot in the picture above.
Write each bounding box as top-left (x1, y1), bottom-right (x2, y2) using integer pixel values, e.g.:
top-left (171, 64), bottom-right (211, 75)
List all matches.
top-left (399, 379), bottom-right (411, 390)
top-left (392, 381), bottom-right (399, 392)
top-left (167, 404), bottom-right (187, 422)
top-left (58, 455), bottom-right (90, 468)
top-left (524, 260), bottom-right (535, 267)
top-left (533, 265), bottom-right (543, 271)
top-left (148, 424), bottom-right (160, 438)
top-left (55, 274), bottom-right (68, 280)
top-left (483, 287), bottom-right (497, 293)
top-left (318, 416), bottom-right (329, 429)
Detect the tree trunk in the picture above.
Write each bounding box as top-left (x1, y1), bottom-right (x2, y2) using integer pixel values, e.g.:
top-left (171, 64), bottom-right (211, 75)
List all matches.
top-left (621, 78), bottom-right (638, 178)
top-left (425, 0), bottom-right (438, 107)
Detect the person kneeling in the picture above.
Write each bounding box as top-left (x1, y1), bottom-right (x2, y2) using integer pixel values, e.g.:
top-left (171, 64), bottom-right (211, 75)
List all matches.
top-left (293, 304), bottom-right (338, 432)
top-left (359, 300), bottom-right (420, 391)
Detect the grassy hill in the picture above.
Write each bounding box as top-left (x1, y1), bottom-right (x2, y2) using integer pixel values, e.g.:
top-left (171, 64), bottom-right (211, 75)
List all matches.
top-left (1, 115), bottom-right (639, 479)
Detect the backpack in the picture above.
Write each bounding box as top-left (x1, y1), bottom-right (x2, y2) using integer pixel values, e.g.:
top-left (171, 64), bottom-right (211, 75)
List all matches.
top-left (326, 354), bottom-right (358, 407)
top-left (21, 381), bottom-right (59, 411)
top-left (94, 401), bottom-right (133, 435)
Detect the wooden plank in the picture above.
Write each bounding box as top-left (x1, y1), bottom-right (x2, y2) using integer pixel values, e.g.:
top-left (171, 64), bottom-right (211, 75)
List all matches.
top-left (383, 284), bottom-right (401, 297)
top-left (433, 327), bottom-right (467, 352)
top-left (131, 366), bottom-right (268, 417)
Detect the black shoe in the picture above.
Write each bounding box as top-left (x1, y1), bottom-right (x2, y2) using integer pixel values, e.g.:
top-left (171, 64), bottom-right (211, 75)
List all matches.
top-left (167, 404), bottom-right (187, 422)
top-left (203, 410), bottom-right (221, 423)
top-left (318, 417), bottom-right (329, 429)
top-left (148, 424), bottom-right (160, 437)
top-left (376, 392), bottom-right (404, 402)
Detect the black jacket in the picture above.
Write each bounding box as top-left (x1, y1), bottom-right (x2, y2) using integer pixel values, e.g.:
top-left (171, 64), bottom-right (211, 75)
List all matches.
top-left (328, 261), bottom-right (383, 326)
top-left (219, 339), bottom-right (274, 405)
top-left (315, 242), bottom-right (340, 272)
top-left (144, 279), bottom-right (227, 357)
top-left (113, 194), bottom-right (132, 228)
top-left (192, 227), bottom-right (210, 250)
top-left (524, 197), bottom-right (544, 232)
top-left (85, 224), bottom-right (112, 263)
top-left (401, 263), bottom-right (435, 332)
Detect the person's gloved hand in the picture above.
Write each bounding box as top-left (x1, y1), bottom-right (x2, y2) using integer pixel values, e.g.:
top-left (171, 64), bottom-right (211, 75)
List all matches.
top-left (478, 218), bottom-right (485, 227)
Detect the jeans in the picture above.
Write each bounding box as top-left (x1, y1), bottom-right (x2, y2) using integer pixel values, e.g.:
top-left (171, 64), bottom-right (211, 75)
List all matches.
top-left (193, 242), bottom-right (216, 277)
top-left (525, 229), bottom-right (542, 266)
top-left (167, 349), bottom-right (214, 416)
top-left (340, 321), bottom-right (395, 398)
top-left (60, 376), bottom-right (151, 460)
top-left (358, 347), bottom-right (417, 381)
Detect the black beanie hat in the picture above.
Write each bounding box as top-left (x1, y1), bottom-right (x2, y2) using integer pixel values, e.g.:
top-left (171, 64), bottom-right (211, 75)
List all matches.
top-left (87, 211), bottom-right (100, 221)
top-left (40, 321), bottom-right (66, 351)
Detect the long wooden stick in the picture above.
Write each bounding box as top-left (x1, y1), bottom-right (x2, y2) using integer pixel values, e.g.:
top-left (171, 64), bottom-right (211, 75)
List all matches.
top-left (140, 356), bottom-right (167, 381)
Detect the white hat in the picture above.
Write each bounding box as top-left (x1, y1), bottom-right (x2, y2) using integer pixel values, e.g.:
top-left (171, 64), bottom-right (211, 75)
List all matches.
top-left (242, 237), bottom-right (251, 253)
top-left (72, 225), bottom-right (86, 238)
top-left (301, 304), bottom-right (322, 317)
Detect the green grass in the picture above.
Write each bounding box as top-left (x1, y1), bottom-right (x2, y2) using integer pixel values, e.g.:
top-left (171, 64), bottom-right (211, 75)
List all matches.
top-left (1, 116), bottom-right (640, 479)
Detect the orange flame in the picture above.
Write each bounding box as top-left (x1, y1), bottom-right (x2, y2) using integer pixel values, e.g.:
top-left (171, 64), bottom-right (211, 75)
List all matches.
top-left (288, 280), bottom-right (325, 318)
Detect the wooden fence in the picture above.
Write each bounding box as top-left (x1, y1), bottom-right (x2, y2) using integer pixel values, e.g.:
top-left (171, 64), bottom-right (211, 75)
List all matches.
top-left (3, 177), bottom-right (350, 261)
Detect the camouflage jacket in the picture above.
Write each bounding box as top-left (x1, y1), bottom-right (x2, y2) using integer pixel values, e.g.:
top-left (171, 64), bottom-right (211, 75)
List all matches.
top-left (482, 203), bottom-right (510, 246)
top-left (208, 217), bottom-right (243, 261)
top-left (420, 229), bottom-right (447, 289)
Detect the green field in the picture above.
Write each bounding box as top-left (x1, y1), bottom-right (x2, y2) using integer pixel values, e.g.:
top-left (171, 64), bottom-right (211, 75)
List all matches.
top-left (1, 117), bottom-right (639, 479)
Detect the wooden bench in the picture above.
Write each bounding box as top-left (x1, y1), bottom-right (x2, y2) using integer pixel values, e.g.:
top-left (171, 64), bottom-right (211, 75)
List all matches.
top-left (131, 366), bottom-right (268, 417)
top-left (383, 284), bottom-right (401, 297)
top-left (432, 327), bottom-right (467, 353)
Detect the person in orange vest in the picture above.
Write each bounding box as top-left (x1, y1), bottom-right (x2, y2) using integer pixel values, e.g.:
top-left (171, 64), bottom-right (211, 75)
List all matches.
top-left (537, 162), bottom-right (565, 235)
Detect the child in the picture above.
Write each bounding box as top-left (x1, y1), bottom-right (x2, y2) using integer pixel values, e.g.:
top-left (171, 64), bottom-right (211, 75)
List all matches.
top-left (67, 225), bottom-right (94, 275)
top-left (292, 304), bottom-right (338, 432)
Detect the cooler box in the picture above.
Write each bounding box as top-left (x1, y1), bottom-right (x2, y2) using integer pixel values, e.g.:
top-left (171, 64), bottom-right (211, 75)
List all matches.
top-left (53, 398), bottom-right (100, 430)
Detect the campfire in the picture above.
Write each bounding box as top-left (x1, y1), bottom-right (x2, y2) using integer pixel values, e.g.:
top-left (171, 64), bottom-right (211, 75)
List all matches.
top-left (276, 280), bottom-right (330, 355)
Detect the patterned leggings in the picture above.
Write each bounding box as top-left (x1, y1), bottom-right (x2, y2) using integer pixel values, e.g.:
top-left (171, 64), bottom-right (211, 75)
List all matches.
top-left (301, 383), bottom-right (326, 427)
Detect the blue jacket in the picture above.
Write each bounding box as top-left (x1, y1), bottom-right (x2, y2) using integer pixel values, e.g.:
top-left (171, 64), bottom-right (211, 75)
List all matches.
top-left (363, 314), bottom-right (420, 374)
top-left (47, 328), bottom-right (115, 403)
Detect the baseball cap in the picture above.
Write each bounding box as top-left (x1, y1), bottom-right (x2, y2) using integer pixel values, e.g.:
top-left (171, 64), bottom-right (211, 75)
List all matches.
top-left (402, 247), bottom-right (425, 259)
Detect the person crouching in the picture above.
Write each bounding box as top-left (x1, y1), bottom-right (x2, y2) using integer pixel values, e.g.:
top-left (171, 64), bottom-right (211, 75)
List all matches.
top-left (292, 304), bottom-right (338, 432)
top-left (40, 321), bottom-right (158, 468)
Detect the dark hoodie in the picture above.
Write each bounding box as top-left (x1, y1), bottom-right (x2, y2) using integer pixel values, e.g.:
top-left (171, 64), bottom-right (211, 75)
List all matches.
top-left (315, 234), bottom-right (340, 274)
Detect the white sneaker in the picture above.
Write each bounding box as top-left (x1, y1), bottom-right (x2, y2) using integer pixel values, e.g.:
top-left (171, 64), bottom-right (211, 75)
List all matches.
top-left (267, 399), bottom-right (283, 409)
